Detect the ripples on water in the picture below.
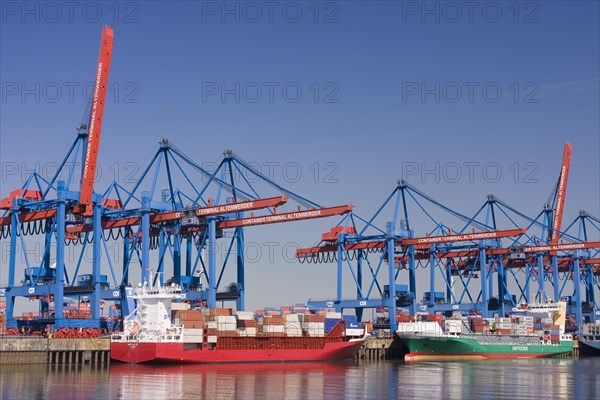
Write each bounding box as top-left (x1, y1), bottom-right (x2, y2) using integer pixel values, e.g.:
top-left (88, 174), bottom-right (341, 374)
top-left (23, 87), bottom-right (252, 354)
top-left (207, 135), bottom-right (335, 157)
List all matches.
top-left (1, 358), bottom-right (598, 400)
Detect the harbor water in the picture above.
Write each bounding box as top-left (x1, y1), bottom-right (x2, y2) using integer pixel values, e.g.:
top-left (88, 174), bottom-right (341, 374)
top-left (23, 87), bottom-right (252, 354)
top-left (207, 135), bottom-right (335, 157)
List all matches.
top-left (1, 358), bottom-right (598, 399)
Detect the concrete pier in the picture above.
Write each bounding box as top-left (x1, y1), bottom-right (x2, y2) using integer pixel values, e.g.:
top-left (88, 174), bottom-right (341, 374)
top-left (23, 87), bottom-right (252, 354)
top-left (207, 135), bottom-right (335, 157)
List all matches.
top-left (0, 337), bottom-right (110, 365)
top-left (357, 338), bottom-right (407, 361)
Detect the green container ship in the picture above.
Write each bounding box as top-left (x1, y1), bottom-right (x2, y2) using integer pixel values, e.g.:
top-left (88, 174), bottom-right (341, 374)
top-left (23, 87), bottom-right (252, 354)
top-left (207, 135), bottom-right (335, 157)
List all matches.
top-left (396, 302), bottom-right (573, 361)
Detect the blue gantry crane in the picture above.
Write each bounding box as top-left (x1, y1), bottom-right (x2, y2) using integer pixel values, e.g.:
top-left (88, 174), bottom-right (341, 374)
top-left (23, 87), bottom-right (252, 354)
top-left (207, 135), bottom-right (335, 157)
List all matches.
top-left (296, 144), bottom-right (599, 331)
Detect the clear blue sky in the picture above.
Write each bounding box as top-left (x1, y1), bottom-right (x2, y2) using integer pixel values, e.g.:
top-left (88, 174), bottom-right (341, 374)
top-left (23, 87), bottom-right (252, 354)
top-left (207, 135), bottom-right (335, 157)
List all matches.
top-left (1, 1), bottom-right (599, 311)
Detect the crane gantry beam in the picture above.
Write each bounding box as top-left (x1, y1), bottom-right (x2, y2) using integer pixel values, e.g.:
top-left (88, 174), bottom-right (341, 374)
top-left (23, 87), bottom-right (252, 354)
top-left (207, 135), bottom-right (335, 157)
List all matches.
top-left (296, 228), bottom-right (526, 258)
top-left (63, 196), bottom-right (289, 234)
top-left (218, 205), bottom-right (353, 229)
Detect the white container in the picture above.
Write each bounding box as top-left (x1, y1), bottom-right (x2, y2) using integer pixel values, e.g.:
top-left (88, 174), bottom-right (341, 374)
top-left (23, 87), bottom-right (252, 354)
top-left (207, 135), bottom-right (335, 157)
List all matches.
top-left (237, 327), bottom-right (257, 337)
top-left (262, 325), bottom-right (285, 333)
top-left (284, 314), bottom-right (300, 322)
top-left (216, 315), bottom-right (237, 324)
top-left (302, 322), bottom-right (325, 330)
top-left (285, 321), bottom-right (302, 330)
top-left (206, 321), bottom-right (217, 330)
top-left (183, 334), bottom-right (204, 343)
top-left (345, 328), bottom-right (364, 337)
top-left (186, 328), bottom-right (204, 336)
top-left (207, 335), bottom-right (218, 343)
top-left (172, 303), bottom-right (191, 311)
top-left (325, 312), bottom-right (342, 319)
top-left (307, 329), bottom-right (325, 337)
top-left (285, 328), bottom-right (302, 337)
top-left (236, 311), bottom-right (255, 320)
top-left (445, 320), bottom-right (464, 334)
top-left (217, 322), bottom-right (237, 331)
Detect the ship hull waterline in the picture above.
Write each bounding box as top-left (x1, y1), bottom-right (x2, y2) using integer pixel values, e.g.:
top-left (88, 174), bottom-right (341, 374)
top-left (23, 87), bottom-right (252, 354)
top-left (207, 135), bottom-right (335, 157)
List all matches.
top-left (399, 336), bottom-right (573, 362)
top-left (111, 340), bottom-right (364, 364)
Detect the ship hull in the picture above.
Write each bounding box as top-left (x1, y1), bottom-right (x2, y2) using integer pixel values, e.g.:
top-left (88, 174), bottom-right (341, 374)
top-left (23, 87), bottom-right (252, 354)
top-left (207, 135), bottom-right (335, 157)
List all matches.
top-left (399, 336), bottom-right (573, 362)
top-left (111, 340), bottom-right (364, 364)
top-left (578, 339), bottom-right (600, 356)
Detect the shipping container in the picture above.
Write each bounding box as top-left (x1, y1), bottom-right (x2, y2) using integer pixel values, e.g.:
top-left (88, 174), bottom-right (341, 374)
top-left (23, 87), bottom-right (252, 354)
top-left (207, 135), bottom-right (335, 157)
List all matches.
top-left (171, 302), bottom-right (191, 311)
top-left (236, 311), bottom-right (255, 320)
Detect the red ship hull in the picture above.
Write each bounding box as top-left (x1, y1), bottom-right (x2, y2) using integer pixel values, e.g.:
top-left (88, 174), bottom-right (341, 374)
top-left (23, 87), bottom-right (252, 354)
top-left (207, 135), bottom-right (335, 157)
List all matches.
top-left (111, 340), bottom-right (364, 364)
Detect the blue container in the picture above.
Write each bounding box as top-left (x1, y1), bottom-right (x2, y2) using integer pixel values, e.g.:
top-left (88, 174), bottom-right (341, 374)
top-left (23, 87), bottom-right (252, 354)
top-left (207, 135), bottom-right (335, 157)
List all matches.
top-left (324, 318), bottom-right (341, 333)
top-left (346, 322), bottom-right (361, 328)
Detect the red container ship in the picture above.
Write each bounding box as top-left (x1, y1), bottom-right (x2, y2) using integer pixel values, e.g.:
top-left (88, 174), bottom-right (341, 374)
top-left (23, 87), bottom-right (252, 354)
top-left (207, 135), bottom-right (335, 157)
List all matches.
top-left (110, 282), bottom-right (367, 364)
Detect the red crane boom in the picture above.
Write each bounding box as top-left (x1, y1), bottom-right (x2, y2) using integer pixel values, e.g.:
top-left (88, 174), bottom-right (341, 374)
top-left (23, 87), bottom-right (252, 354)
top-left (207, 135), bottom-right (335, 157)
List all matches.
top-left (218, 205), bottom-right (354, 229)
top-left (79, 26), bottom-right (114, 215)
top-left (550, 142), bottom-right (572, 244)
top-left (296, 228), bottom-right (526, 258)
top-left (401, 228), bottom-right (526, 246)
top-left (63, 196), bottom-right (289, 234)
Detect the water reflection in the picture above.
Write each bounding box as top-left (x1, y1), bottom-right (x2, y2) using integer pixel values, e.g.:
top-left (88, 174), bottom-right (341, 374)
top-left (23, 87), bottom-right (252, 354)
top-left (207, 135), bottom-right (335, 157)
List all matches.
top-left (108, 362), bottom-right (352, 400)
top-left (0, 358), bottom-right (598, 400)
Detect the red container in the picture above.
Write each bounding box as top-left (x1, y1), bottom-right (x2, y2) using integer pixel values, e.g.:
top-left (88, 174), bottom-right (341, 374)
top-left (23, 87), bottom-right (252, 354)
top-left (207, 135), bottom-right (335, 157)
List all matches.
top-left (304, 315), bottom-right (325, 323)
top-left (210, 308), bottom-right (232, 317)
top-left (263, 316), bottom-right (284, 325)
top-left (237, 320), bottom-right (257, 328)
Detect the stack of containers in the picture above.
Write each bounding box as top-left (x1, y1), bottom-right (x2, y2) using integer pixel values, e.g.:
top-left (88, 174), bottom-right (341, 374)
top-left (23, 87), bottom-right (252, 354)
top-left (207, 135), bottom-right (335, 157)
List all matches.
top-left (469, 317), bottom-right (485, 333)
top-left (284, 313), bottom-right (302, 337)
top-left (324, 311), bottom-right (342, 334)
top-left (236, 311), bottom-right (257, 337)
top-left (396, 312), bottom-right (412, 323)
top-left (261, 316), bottom-right (285, 336)
top-left (205, 321), bottom-right (218, 343)
top-left (174, 310), bottom-right (204, 328)
top-left (265, 308), bottom-right (281, 316)
top-left (0, 314), bottom-right (5, 334)
top-left (202, 308), bottom-right (233, 338)
top-left (303, 314), bottom-right (325, 337)
top-left (425, 314), bottom-right (443, 327)
top-left (518, 315), bottom-right (534, 335)
top-left (495, 317), bottom-right (512, 334)
top-left (547, 324), bottom-right (560, 342)
top-left (292, 306), bottom-right (307, 313)
top-left (534, 316), bottom-right (554, 332)
top-left (171, 302), bottom-right (190, 321)
top-left (216, 315), bottom-right (237, 336)
top-left (173, 310), bottom-right (204, 342)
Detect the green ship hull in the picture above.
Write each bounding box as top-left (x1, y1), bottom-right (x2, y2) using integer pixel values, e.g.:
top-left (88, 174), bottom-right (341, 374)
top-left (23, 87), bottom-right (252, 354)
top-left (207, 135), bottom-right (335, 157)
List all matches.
top-left (400, 335), bottom-right (573, 361)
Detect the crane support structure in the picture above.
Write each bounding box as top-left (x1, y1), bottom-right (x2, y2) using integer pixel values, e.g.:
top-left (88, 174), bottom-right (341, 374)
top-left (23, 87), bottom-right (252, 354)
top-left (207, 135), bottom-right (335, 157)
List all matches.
top-left (79, 26), bottom-right (114, 215)
top-left (1, 29), bottom-right (598, 336)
